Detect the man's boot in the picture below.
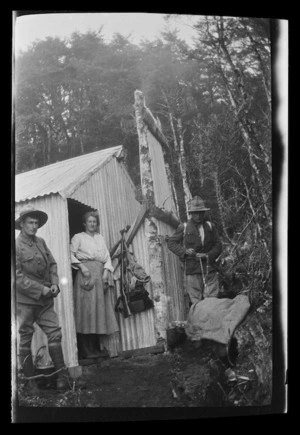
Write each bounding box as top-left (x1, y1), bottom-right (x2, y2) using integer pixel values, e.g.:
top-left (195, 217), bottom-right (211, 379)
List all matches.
top-left (49, 341), bottom-right (87, 390)
top-left (19, 346), bottom-right (39, 396)
top-left (48, 342), bottom-right (70, 391)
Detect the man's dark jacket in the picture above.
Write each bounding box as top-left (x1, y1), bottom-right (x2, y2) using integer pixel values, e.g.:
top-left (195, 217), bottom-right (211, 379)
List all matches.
top-left (167, 219), bottom-right (222, 275)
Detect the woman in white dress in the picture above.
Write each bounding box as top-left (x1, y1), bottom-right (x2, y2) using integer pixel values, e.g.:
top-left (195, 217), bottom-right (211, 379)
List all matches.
top-left (70, 211), bottom-right (119, 359)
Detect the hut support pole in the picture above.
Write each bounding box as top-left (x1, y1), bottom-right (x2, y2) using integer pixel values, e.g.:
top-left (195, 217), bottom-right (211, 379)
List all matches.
top-left (134, 90), bottom-right (169, 342)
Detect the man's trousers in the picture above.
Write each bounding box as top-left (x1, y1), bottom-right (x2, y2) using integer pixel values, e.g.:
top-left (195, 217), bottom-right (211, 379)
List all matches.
top-left (186, 271), bottom-right (219, 304)
top-left (17, 299), bottom-right (62, 350)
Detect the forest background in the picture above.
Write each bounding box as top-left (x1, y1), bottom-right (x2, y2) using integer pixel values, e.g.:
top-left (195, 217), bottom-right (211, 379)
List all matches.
top-left (15, 15), bottom-right (275, 307)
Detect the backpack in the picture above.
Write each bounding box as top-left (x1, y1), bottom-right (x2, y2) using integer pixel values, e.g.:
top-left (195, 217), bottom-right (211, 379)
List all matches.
top-left (183, 220), bottom-right (212, 243)
top-left (125, 251), bottom-right (154, 313)
top-left (115, 245), bottom-right (154, 316)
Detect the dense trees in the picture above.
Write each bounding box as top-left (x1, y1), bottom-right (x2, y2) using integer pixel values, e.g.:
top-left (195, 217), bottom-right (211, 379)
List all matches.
top-left (15, 31), bottom-right (142, 176)
top-left (15, 16), bottom-right (272, 301)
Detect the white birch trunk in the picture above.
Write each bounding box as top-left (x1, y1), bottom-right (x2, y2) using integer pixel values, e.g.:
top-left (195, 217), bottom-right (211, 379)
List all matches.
top-left (177, 117), bottom-right (192, 205)
top-left (134, 90), bottom-right (169, 341)
top-left (168, 112), bottom-right (191, 219)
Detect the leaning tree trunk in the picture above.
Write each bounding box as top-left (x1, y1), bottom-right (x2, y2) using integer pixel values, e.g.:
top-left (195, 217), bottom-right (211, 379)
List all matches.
top-left (161, 89), bottom-right (191, 220)
top-left (134, 90), bottom-right (169, 342)
top-left (168, 111), bottom-right (192, 219)
top-left (177, 117), bottom-right (192, 206)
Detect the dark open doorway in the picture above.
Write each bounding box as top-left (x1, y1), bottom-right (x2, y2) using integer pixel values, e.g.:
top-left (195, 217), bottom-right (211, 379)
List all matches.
top-left (67, 198), bottom-right (99, 362)
top-left (67, 198), bottom-right (97, 240)
top-left (67, 198), bottom-right (97, 284)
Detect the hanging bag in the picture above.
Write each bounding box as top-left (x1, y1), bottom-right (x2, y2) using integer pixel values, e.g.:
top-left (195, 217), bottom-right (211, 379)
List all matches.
top-left (114, 234), bottom-right (154, 316)
top-left (125, 247), bottom-right (154, 314)
top-left (127, 283), bottom-right (154, 313)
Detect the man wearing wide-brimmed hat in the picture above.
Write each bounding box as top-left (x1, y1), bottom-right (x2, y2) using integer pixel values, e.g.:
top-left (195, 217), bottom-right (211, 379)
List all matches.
top-left (15, 207), bottom-right (74, 394)
top-left (167, 196), bottom-right (222, 304)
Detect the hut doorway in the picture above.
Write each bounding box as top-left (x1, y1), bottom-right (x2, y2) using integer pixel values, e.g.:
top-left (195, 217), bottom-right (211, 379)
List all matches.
top-left (67, 198), bottom-right (97, 240)
top-left (67, 198), bottom-right (98, 361)
top-left (67, 198), bottom-right (97, 283)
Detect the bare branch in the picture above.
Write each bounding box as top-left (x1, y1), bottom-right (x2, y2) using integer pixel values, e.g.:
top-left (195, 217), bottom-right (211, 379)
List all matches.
top-left (23, 367), bottom-right (66, 381)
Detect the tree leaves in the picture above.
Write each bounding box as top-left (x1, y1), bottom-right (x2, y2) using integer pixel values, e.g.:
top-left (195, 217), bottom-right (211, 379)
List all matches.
top-left (15, 17), bottom-right (272, 294)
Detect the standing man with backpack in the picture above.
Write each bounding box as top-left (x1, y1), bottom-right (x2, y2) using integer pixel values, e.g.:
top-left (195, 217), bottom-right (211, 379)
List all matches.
top-left (167, 196), bottom-right (222, 305)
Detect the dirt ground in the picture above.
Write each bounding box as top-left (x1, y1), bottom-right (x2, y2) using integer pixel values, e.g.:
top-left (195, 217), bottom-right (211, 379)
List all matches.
top-left (16, 344), bottom-right (210, 409)
top-left (14, 301), bottom-right (276, 422)
top-left (15, 339), bottom-right (259, 409)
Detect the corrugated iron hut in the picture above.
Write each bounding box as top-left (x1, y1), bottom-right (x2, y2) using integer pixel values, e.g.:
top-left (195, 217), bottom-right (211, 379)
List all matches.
top-left (14, 91), bottom-right (185, 372)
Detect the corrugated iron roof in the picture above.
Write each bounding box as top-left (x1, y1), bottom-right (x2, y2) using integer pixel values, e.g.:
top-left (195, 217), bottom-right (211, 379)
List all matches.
top-left (15, 145), bottom-right (123, 202)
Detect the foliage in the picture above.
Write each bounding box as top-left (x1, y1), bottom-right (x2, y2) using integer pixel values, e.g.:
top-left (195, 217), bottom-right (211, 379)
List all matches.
top-left (15, 16), bottom-right (272, 302)
top-left (15, 31), bottom-right (142, 184)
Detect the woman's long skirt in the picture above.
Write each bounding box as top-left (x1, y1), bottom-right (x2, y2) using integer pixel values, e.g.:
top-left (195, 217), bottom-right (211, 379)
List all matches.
top-left (73, 260), bottom-right (119, 335)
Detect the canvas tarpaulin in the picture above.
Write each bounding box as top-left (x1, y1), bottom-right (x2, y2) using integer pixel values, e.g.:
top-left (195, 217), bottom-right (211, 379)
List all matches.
top-left (185, 294), bottom-right (250, 344)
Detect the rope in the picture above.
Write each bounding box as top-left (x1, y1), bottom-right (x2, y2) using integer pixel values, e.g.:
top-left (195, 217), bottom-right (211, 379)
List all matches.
top-left (23, 367), bottom-right (66, 381)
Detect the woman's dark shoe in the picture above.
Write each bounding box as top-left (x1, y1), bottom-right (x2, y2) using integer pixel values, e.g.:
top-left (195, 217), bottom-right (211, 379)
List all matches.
top-left (78, 334), bottom-right (101, 359)
top-left (86, 334), bottom-right (103, 358)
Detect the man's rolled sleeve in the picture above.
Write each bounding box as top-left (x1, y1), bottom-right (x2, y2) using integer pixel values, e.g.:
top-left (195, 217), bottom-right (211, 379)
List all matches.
top-left (167, 224), bottom-right (186, 260)
top-left (207, 226), bottom-right (222, 262)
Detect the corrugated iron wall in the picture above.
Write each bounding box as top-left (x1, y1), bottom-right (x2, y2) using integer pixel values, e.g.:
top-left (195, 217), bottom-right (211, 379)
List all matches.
top-left (117, 223), bottom-right (157, 350)
top-left (156, 221), bottom-right (186, 325)
top-left (14, 144), bottom-right (185, 361)
top-left (70, 157), bottom-right (157, 352)
top-left (160, 227), bottom-right (186, 324)
top-left (70, 158), bottom-right (139, 247)
top-left (15, 195), bottom-right (78, 368)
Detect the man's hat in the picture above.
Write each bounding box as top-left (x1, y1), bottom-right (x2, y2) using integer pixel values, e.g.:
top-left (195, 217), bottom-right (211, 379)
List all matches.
top-left (15, 206), bottom-right (48, 230)
top-left (187, 196), bottom-right (210, 213)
